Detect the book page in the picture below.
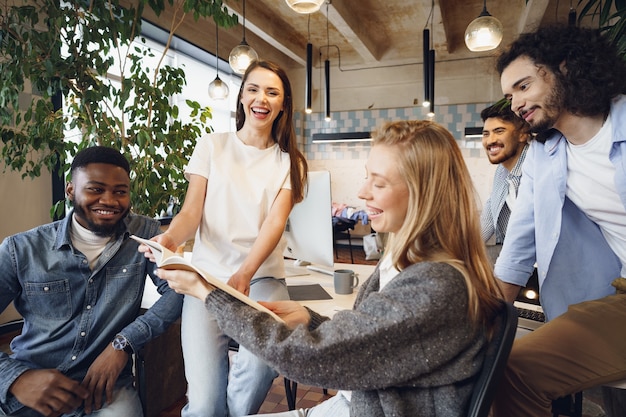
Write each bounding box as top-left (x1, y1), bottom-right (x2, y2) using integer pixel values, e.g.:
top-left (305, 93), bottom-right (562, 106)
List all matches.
top-left (131, 235), bottom-right (284, 322)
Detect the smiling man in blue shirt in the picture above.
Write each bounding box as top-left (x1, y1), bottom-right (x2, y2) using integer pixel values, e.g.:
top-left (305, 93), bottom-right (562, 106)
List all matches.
top-left (0, 146), bottom-right (182, 417)
top-left (480, 100), bottom-right (530, 247)
top-left (491, 25), bottom-right (626, 417)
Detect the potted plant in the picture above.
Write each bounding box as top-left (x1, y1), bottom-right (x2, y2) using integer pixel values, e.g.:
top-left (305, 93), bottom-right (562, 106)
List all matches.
top-left (0, 0), bottom-right (237, 218)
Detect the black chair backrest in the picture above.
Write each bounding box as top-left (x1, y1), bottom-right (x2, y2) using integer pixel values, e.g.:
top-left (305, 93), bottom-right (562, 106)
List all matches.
top-left (466, 301), bottom-right (518, 417)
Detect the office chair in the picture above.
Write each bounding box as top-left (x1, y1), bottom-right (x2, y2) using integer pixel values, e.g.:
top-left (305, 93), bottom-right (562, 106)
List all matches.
top-left (0, 318), bottom-right (24, 354)
top-left (551, 392), bottom-right (583, 417)
top-left (466, 301), bottom-right (518, 417)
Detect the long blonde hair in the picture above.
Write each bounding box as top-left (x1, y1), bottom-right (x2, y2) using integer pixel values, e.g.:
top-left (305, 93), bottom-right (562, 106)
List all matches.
top-left (375, 120), bottom-right (502, 327)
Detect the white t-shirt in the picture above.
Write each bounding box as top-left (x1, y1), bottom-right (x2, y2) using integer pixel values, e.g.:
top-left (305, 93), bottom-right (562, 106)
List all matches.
top-left (566, 114), bottom-right (626, 276)
top-left (185, 132), bottom-right (292, 281)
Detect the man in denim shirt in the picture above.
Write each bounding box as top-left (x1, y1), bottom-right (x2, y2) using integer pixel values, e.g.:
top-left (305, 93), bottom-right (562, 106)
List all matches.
top-left (0, 146), bottom-right (183, 417)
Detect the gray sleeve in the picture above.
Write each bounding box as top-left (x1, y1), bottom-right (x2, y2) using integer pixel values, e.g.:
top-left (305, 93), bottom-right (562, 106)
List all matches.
top-left (204, 262), bottom-right (481, 392)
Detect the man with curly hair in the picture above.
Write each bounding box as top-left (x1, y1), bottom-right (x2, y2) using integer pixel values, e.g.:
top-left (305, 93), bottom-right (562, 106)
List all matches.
top-left (491, 25), bottom-right (626, 416)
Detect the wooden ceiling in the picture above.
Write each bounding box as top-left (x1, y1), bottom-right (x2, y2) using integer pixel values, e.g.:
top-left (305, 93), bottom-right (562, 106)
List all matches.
top-left (138, 0), bottom-right (586, 73)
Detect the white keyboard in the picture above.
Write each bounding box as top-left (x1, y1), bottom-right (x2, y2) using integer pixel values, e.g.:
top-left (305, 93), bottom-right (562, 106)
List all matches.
top-left (306, 265), bottom-right (334, 276)
top-left (284, 266), bottom-right (311, 277)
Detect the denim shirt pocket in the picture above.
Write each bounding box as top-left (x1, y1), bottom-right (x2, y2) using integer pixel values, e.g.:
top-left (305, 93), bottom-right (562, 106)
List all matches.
top-left (24, 279), bottom-right (72, 320)
top-left (104, 262), bottom-right (143, 306)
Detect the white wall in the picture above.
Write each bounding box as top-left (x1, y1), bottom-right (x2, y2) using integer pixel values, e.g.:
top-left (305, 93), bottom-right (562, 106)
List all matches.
top-left (287, 55), bottom-right (503, 113)
top-left (309, 150), bottom-right (497, 212)
top-left (0, 166), bottom-right (52, 240)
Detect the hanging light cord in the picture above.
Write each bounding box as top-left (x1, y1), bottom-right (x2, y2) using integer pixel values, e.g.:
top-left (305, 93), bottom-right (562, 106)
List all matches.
top-left (242, 0), bottom-right (247, 41)
top-left (307, 14), bottom-right (311, 42)
top-left (215, 24), bottom-right (219, 74)
top-left (326, 1), bottom-right (330, 60)
top-left (423, 0), bottom-right (434, 30)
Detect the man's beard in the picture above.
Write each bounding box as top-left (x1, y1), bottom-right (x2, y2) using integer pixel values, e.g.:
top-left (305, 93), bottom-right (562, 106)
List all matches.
top-left (529, 81), bottom-right (565, 135)
top-left (73, 204), bottom-right (130, 237)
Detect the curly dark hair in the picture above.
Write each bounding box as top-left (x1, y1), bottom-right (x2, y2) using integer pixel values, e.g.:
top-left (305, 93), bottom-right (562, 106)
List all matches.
top-left (480, 98), bottom-right (530, 135)
top-left (496, 25), bottom-right (626, 118)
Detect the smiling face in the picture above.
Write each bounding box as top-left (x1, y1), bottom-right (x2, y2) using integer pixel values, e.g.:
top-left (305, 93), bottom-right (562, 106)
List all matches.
top-left (482, 117), bottom-right (527, 170)
top-left (239, 67), bottom-right (285, 130)
top-left (66, 163), bottom-right (131, 237)
top-left (357, 144), bottom-right (410, 234)
top-left (501, 55), bottom-right (564, 135)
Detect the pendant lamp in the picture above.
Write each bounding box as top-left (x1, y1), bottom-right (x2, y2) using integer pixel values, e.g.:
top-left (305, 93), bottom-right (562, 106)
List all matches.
top-left (422, 28), bottom-right (431, 108)
top-left (285, 0), bottom-right (325, 14)
top-left (324, 58), bottom-right (330, 121)
top-left (229, 0), bottom-right (258, 74)
top-left (305, 42), bottom-right (313, 114)
top-left (464, 0), bottom-right (503, 52)
top-left (305, 15), bottom-right (313, 114)
top-left (209, 25), bottom-right (229, 100)
top-left (323, 2), bottom-right (331, 121)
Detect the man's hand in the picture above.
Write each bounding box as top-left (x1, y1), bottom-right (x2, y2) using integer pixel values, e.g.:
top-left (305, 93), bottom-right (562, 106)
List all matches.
top-left (9, 369), bottom-right (88, 417)
top-left (80, 344), bottom-right (129, 414)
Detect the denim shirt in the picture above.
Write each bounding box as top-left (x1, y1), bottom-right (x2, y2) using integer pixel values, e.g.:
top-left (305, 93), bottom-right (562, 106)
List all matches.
top-left (495, 95), bottom-right (626, 320)
top-left (0, 212), bottom-right (183, 414)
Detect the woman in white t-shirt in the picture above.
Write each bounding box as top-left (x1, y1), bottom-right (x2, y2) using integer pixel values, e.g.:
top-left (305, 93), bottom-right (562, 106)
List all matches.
top-left (141, 60), bottom-right (307, 417)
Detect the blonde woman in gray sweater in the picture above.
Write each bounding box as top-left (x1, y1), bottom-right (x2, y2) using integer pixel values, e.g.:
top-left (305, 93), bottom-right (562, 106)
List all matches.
top-left (157, 120), bottom-right (504, 417)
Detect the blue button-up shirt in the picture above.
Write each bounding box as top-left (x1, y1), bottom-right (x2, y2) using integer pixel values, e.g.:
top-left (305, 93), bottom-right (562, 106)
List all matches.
top-left (0, 212), bottom-right (183, 414)
top-left (495, 95), bottom-right (626, 320)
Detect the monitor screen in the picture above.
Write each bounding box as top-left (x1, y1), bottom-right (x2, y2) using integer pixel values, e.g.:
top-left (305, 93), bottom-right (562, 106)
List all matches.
top-left (283, 170), bottom-right (334, 267)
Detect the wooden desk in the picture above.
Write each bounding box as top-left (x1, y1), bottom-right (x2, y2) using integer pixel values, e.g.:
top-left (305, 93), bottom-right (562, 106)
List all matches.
top-left (283, 261), bottom-right (376, 317)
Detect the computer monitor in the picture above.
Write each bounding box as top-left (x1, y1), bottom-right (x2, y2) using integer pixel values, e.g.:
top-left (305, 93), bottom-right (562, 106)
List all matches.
top-left (283, 170), bottom-right (334, 267)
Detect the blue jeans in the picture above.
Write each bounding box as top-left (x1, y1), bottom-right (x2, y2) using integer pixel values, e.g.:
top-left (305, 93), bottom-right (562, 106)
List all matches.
top-left (246, 394), bottom-right (351, 417)
top-left (0, 382), bottom-right (143, 417)
top-left (181, 277), bottom-right (289, 417)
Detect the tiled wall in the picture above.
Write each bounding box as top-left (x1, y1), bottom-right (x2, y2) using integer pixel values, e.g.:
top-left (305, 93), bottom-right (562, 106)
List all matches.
top-left (295, 103), bottom-right (491, 160)
top-left (295, 103), bottom-right (497, 209)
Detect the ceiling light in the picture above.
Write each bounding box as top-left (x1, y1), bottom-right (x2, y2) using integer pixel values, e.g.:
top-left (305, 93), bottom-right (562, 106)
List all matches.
top-left (229, 0), bottom-right (258, 74)
top-left (209, 25), bottom-right (229, 100)
top-left (464, 0), bottom-right (503, 52)
top-left (285, 0), bottom-right (325, 14)
top-left (305, 42), bottom-right (313, 113)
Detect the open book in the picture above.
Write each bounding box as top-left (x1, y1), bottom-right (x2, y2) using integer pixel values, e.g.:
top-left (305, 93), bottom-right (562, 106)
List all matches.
top-left (131, 235), bottom-right (284, 323)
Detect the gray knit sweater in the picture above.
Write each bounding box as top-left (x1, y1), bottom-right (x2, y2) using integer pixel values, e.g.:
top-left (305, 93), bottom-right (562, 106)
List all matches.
top-left (204, 261), bottom-right (487, 417)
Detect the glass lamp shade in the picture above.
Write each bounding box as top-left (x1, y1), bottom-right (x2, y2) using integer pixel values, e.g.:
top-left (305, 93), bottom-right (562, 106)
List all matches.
top-left (464, 15), bottom-right (503, 52)
top-left (285, 0), bottom-right (325, 14)
top-left (229, 41), bottom-right (258, 75)
top-left (208, 76), bottom-right (229, 100)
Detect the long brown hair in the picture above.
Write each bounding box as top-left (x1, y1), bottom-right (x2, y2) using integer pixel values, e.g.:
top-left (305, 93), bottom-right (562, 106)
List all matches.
top-left (235, 60), bottom-right (308, 204)
top-left (376, 120), bottom-right (503, 328)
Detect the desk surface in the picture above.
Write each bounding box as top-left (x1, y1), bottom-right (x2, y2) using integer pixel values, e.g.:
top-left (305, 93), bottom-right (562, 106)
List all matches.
top-left (284, 261), bottom-right (375, 317)
top-left (141, 260), bottom-right (377, 318)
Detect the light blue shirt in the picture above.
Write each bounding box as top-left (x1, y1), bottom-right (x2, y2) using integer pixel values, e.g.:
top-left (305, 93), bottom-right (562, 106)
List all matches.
top-left (0, 212), bottom-right (183, 415)
top-left (495, 95), bottom-right (626, 320)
